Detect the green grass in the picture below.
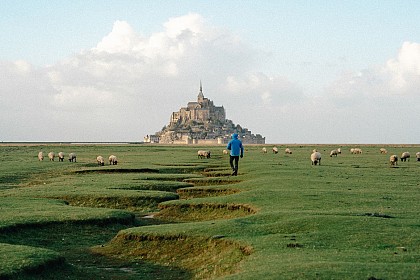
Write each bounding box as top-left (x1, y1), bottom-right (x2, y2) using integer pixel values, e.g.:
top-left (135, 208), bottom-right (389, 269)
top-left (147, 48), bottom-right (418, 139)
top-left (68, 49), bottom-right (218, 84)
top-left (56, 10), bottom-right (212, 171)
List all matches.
top-left (0, 144), bottom-right (419, 279)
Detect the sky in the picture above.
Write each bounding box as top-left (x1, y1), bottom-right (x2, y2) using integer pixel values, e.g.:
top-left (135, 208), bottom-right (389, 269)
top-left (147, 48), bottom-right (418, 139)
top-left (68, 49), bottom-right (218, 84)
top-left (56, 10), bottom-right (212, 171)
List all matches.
top-left (1, 1), bottom-right (419, 144)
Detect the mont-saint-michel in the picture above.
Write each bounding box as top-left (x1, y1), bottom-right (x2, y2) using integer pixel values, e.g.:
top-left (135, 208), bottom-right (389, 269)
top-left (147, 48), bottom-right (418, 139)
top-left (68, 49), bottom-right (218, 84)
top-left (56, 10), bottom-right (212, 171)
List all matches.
top-left (144, 83), bottom-right (265, 144)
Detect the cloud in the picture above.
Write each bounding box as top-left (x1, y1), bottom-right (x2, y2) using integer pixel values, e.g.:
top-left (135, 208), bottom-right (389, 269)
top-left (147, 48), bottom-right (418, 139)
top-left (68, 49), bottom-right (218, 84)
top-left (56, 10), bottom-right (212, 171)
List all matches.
top-left (1, 13), bottom-right (419, 143)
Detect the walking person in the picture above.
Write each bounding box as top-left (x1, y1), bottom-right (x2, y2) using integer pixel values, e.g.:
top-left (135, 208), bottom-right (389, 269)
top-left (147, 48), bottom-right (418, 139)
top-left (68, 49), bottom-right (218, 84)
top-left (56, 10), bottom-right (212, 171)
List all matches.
top-left (226, 133), bottom-right (244, 176)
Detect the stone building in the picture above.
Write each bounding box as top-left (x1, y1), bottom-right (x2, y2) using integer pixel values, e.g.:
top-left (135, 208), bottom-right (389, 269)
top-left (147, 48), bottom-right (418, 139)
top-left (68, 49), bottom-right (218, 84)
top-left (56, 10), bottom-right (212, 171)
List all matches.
top-left (145, 83), bottom-right (265, 144)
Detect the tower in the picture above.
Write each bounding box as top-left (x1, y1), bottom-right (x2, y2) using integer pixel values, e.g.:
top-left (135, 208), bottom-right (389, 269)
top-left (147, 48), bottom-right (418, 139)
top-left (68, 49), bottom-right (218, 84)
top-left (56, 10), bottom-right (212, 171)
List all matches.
top-left (197, 81), bottom-right (204, 104)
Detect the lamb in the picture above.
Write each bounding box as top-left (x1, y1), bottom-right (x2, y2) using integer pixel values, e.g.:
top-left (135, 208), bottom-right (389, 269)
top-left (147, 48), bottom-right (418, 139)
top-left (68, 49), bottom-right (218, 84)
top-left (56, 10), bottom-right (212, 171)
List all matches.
top-left (311, 151), bottom-right (322, 165)
top-left (389, 155), bottom-right (398, 166)
top-left (109, 155), bottom-right (118, 165)
top-left (96, 156), bottom-right (105, 166)
top-left (285, 148), bottom-right (292, 154)
top-left (272, 147), bottom-right (278, 154)
top-left (330, 149), bottom-right (339, 157)
top-left (68, 153), bottom-right (77, 162)
top-left (38, 152), bottom-right (44, 161)
top-left (58, 152), bottom-right (64, 162)
top-left (48, 152), bottom-right (55, 161)
top-left (400, 152), bottom-right (410, 162)
top-left (380, 148), bottom-right (388, 154)
top-left (262, 147), bottom-right (267, 153)
top-left (197, 150), bottom-right (211, 159)
top-left (416, 152), bottom-right (420, 161)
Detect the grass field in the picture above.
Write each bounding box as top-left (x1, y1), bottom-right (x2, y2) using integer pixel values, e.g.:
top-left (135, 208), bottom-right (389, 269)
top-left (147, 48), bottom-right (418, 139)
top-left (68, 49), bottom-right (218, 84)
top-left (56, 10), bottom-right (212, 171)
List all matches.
top-left (0, 144), bottom-right (419, 279)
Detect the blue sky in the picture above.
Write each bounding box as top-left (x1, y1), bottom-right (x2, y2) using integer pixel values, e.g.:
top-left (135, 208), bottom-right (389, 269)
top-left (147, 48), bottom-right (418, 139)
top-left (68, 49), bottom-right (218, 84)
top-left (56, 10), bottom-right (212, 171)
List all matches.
top-left (1, 1), bottom-right (420, 143)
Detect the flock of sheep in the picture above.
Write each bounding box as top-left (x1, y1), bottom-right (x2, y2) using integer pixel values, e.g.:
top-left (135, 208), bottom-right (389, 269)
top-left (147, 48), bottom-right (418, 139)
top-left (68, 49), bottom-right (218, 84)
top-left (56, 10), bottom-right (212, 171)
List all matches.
top-left (37, 151), bottom-right (118, 166)
top-left (261, 146), bottom-right (420, 167)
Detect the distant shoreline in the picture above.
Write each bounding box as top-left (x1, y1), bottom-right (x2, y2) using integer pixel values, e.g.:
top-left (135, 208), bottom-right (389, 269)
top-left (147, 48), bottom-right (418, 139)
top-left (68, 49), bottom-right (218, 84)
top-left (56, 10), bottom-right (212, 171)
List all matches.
top-left (0, 142), bottom-right (419, 147)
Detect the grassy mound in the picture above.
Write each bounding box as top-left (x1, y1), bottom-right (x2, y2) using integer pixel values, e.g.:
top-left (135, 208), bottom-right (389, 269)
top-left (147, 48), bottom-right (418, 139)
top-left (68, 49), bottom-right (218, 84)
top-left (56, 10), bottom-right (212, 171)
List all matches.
top-left (0, 197), bottom-right (134, 232)
top-left (0, 243), bottom-right (64, 278)
top-left (177, 186), bottom-right (240, 199)
top-left (156, 202), bottom-right (257, 222)
top-left (92, 231), bottom-right (252, 279)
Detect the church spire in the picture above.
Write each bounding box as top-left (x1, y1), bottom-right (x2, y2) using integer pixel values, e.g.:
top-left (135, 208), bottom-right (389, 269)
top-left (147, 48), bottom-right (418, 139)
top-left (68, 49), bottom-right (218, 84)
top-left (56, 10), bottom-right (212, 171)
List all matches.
top-left (198, 80), bottom-right (204, 103)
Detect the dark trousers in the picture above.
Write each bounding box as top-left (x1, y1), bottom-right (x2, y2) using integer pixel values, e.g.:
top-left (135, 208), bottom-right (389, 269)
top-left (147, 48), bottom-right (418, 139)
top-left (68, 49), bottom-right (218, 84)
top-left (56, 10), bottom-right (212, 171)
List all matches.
top-left (230, 155), bottom-right (239, 175)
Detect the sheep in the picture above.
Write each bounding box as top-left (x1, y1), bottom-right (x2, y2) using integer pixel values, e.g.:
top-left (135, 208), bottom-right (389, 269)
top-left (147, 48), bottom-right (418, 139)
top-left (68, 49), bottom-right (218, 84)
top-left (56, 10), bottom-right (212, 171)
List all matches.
top-left (285, 148), bottom-right (292, 154)
top-left (96, 156), bottom-right (105, 166)
top-left (351, 148), bottom-right (362, 154)
top-left (380, 148), bottom-right (388, 154)
top-left (223, 149), bottom-right (228, 155)
top-left (390, 155), bottom-right (398, 166)
top-left (68, 153), bottom-right (77, 162)
top-left (330, 149), bottom-right (339, 157)
top-left (272, 147), bottom-right (278, 154)
top-left (58, 152), bottom-right (64, 162)
top-left (416, 152), bottom-right (420, 161)
top-left (109, 155), bottom-right (118, 165)
top-left (197, 150), bottom-right (211, 159)
top-left (400, 152), bottom-right (410, 162)
top-left (38, 152), bottom-right (44, 161)
top-left (262, 147), bottom-right (267, 153)
top-left (48, 152), bottom-right (55, 161)
top-left (311, 152), bottom-right (322, 166)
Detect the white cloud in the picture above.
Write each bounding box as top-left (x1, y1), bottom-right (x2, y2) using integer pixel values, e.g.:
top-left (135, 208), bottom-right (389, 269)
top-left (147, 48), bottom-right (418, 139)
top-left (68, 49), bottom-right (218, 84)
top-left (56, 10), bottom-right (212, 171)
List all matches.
top-left (1, 13), bottom-right (419, 143)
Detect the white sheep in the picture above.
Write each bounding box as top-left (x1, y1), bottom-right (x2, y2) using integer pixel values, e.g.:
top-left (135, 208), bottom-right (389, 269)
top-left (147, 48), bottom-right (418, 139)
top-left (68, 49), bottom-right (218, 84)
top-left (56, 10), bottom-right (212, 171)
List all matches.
top-left (96, 156), bottom-right (105, 166)
top-left (416, 152), bottom-right (420, 161)
top-left (197, 150), bottom-right (211, 159)
top-left (400, 152), bottom-right (410, 162)
top-left (223, 149), bottom-right (228, 155)
top-left (272, 147), bottom-right (278, 154)
top-left (285, 148), bottom-right (292, 154)
top-left (380, 148), bottom-right (388, 154)
top-left (48, 152), bottom-right (55, 161)
top-left (38, 151), bottom-right (44, 161)
top-left (109, 155), bottom-right (118, 165)
top-left (262, 147), bottom-right (267, 153)
top-left (68, 153), bottom-right (77, 162)
top-left (58, 152), bottom-right (65, 162)
top-left (311, 152), bottom-right (322, 165)
top-left (389, 155), bottom-right (398, 166)
top-left (330, 149), bottom-right (339, 157)
top-left (351, 148), bottom-right (362, 154)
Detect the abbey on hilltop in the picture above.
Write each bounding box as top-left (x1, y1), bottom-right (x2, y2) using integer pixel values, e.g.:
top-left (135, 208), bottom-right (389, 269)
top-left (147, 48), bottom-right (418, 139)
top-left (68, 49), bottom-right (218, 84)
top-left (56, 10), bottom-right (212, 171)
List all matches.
top-left (144, 82), bottom-right (265, 145)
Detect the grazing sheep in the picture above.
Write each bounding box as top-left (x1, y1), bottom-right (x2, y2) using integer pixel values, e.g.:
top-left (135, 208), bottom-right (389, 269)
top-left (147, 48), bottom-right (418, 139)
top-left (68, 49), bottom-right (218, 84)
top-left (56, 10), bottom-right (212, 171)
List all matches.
top-left (351, 148), bottom-right (362, 154)
top-left (311, 152), bottom-right (322, 166)
top-left (38, 152), bottom-right (44, 161)
top-left (109, 155), bottom-right (118, 165)
top-left (380, 148), bottom-right (388, 154)
top-left (262, 147), bottom-right (267, 153)
top-left (285, 148), bottom-right (292, 154)
top-left (390, 155), bottom-right (398, 166)
top-left (400, 152), bottom-right (410, 162)
top-left (223, 149), bottom-right (228, 155)
top-left (48, 152), bottom-right (55, 161)
top-left (330, 149), bottom-right (339, 157)
top-left (197, 150), bottom-right (211, 159)
top-left (416, 152), bottom-right (420, 161)
top-left (58, 152), bottom-right (64, 162)
top-left (68, 153), bottom-right (77, 162)
top-left (272, 147), bottom-right (278, 154)
top-left (96, 156), bottom-right (105, 166)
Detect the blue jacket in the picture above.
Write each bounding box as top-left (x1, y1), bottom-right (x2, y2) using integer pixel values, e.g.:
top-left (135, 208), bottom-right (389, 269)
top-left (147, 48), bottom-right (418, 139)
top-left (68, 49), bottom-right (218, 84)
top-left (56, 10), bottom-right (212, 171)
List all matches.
top-left (226, 133), bottom-right (244, 156)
